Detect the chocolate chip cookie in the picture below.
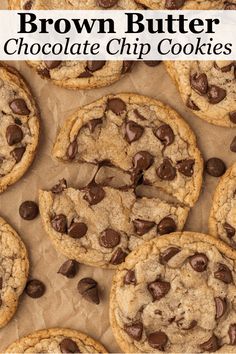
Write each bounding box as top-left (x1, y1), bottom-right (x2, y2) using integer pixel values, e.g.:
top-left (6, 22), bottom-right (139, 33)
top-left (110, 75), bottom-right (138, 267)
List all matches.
top-left (8, 1), bottom-right (141, 90)
top-left (110, 231), bottom-right (236, 353)
top-left (209, 163), bottom-right (236, 249)
top-left (135, 0), bottom-right (233, 9)
top-left (165, 61), bottom-right (236, 127)
top-left (0, 63), bottom-right (40, 193)
top-left (39, 181), bottom-right (189, 268)
top-left (0, 217), bottom-right (29, 328)
top-left (4, 328), bottom-right (107, 353)
top-left (53, 93), bottom-right (203, 207)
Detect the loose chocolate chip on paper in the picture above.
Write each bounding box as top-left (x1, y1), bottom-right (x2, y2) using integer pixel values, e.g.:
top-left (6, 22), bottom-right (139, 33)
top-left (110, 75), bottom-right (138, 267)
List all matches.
top-left (230, 137), bottom-right (236, 153)
top-left (208, 85), bottom-right (226, 104)
top-left (107, 98), bottom-right (126, 115)
top-left (25, 279), bottom-right (45, 298)
top-left (11, 147), bottom-right (26, 163)
top-left (190, 73), bottom-right (208, 95)
top-left (110, 248), bottom-right (127, 265)
top-left (44, 61), bottom-right (61, 69)
top-left (148, 280), bottom-right (170, 301)
top-left (205, 158), bottom-right (226, 177)
top-left (160, 247), bottom-right (180, 265)
top-left (214, 263), bottom-right (233, 284)
top-left (157, 217), bottom-right (177, 235)
top-left (148, 331), bottom-right (168, 350)
top-left (189, 253), bottom-right (208, 272)
top-left (19, 201), bottom-right (39, 220)
top-left (156, 158), bottom-right (176, 181)
top-left (58, 260), bottom-right (78, 279)
top-left (99, 228), bottom-right (121, 248)
top-left (124, 270), bottom-right (136, 285)
top-left (223, 222), bottom-right (235, 239)
top-left (87, 61), bottom-right (106, 72)
top-left (124, 322), bottom-right (143, 341)
top-left (51, 214), bottom-right (68, 233)
top-left (177, 159), bottom-right (195, 177)
top-left (199, 335), bottom-right (220, 352)
top-left (133, 219), bottom-right (156, 236)
top-left (6, 125), bottom-right (23, 146)
top-left (229, 324), bottom-right (236, 345)
top-left (66, 140), bottom-right (78, 160)
top-left (97, 0), bottom-right (118, 8)
top-left (51, 179), bottom-right (67, 194)
top-left (83, 184), bottom-right (105, 205)
top-left (125, 121), bottom-right (144, 143)
top-left (9, 98), bottom-right (30, 115)
top-left (68, 222), bottom-right (88, 239)
top-left (60, 338), bottom-right (80, 353)
top-left (154, 124), bottom-right (175, 146)
top-left (215, 297), bottom-right (227, 320)
top-left (77, 278), bottom-right (100, 304)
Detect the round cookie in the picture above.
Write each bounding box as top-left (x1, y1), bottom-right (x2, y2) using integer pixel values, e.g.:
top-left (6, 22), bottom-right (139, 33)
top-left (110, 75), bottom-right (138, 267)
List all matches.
top-left (165, 61), bottom-right (236, 127)
top-left (8, 0), bottom-right (142, 90)
top-left (0, 63), bottom-right (40, 193)
top-left (135, 0), bottom-right (233, 9)
top-left (4, 327), bottom-right (108, 353)
top-left (39, 181), bottom-right (189, 269)
top-left (110, 231), bottom-right (236, 353)
top-left (53, 93), bottom-right (203, 207)
top-left (209, 163), bottom-right (236, 249)
top-left (0, 217), bottom-right (29, 328)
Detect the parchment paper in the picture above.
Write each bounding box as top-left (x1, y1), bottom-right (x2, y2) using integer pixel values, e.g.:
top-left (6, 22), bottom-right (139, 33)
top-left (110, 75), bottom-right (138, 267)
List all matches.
top-left (1, 1), bottom-right (236, 352)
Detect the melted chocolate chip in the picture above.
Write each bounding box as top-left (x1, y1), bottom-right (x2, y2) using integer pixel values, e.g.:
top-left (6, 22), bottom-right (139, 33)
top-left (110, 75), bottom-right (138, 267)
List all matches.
top-left (97, 0), bottom-right (118, 8)
top-left (177, 159), bottom-right (195, 177)
top-left (60, 338), bottom-right (80, 353)
top-left (190, 73), bottom-right (208, 95)
top-left (214, 263), bottom-right (233, 284)
top-left (9, 98), bottom-right (30, 115)
top-left (160, 247), bottom-right (180, 264)
top-left (19, 201), bottom-right (39, 220)
top-left (124, 121), bottom-right (144, 143)
top-left (25, 279), bottom-right (45, 298)
top-left (68, 222), bottom-right (88, 239)
top-left (87, 61), bottom-right (106, 72)
top-left (156, 159), bottom-right (176, 181)
top-left (87, 118), bottom-right (103, 133)
top-left (38, 68), bottom-right (50, 78)
top-left (224, 222), bottom-right (236, 239)
top-left (154, 125), bottom-right (175, 146)
top-left (206, 158), bottom-right (226, 177)
top-left (134, 109), bottom-right (146, 121)
top-left (51, 214), bottom-right (67, 233)
top-left (229, 324), bottom-right (236, 345)
top-left (11, 147), bottom-right (26, 163)
top-left (208, 85), bottom-right (227, 104)
top-left (107, 98), bottom-right (126, 115)
top-left (181, 320), bottom-right (198, 330)
top-left (215, 297), bottom-right (227, 319)
top-left (214, 61), bottom-right (234, 73)
top-left (230, 137), bottom-right (236, 153)
top-left (0, 277), bottom-right (3, 289)
top-left (225, 2), bottom-right (236, 9)
top-left (144, 61), bottom-right (162, 67)
top-left (229, 111), bottom-right (236, 124)
top-left (157, 217), bottom-right (177, 235)
top-left (66, 140), bottom-right (78, 160)
top-left (78, 70), bottom-right (93, 78)
top-left (6, 125), bottom-right (23, 146)
top-left (51, 179), bottom-right (67, 194)
top-left (83, 184), bottom-right (105, 205)
top-left (58, 260), bottom-right (78, 279)
top-left (189, 253), bottom-right (209, 272)
top-left (23, 0), bottom-right (33, 9)
top-left (44, 61), bottom-right (61, 69)
top-left (124, 322), bottom-right (143, 341)
top-left (110, 248), bottom-right (127, 265)
top-left (148, 331), bottom-right (168, 350)
top-left (99, 229), bottom-right (121, 248)
top-left (199, 335), bottom-right (220, 352)
top-left (148, 280), bottom-right (170, 301)
top-left (186, 97), bottom-right (200, 111)
top-left (124, 270), bottom-right (136, 285)
top-left (77, 278), bottom-right (100, 304)
top-left (122, 61), bottom-right (134, 74)
top-left (133, 151), bottom-right (154, 171)
top-left (133, 219), bottom-right (156, 236)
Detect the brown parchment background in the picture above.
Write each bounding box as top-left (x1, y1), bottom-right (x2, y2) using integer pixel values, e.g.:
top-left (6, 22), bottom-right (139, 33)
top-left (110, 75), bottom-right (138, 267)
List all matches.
top-left (1, 1), bottom-right (236, 352)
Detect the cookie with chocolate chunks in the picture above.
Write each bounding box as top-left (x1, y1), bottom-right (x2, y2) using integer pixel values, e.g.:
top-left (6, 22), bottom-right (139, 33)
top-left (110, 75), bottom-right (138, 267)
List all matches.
top-left (0, 63), bottom-right (39, 193)
top-left (110, 232), bottom-right (236, 353)
top-left (135, 0), bottom-right (229, 9)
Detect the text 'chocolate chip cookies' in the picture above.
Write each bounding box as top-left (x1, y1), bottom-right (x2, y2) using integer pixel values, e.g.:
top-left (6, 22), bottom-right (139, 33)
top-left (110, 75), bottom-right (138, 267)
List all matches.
top-left (0, 64), bottom-right (39, 193)
top-left (4, 328), bottom-right (108, 353)
top-left (110, 232), bottom-right (236, 353)
top-left (135, 0), bottom-right (235, 9)
top-left (0, 217), bottom-right (29, 328)
top-left (209, 163), bottom-right (236, 249)
top-left (39, 94), bottom-right (203, 268)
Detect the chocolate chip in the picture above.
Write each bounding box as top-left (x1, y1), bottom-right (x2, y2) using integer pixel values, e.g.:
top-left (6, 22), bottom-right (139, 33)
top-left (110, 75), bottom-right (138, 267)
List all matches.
top-left (190, 73), bottom-right (208, 95)
top-left (133, 151), bottom-right (154, 171)
top-left (68, 222), bottom-right (88, 239)
top-left (189, 253), bottom-right (208, 272)
top-left (9, 99), bottom-right (30, 115)
top-left (87, 61), bottom-right (106, 72)
top-left (11, 147), bottom-right (26, 163)
top-left (99, 228), bottom-right (121, 248)
top-left (38, 68), bottom-right (50, 78)
top-left (97, 0), bottom-right (118, 7)
top-left (148, 331), bottom-right (168, 350)
top-left (144, 61), bottom-right (162, 67)
top-left (230, 111), bottom-right (236, 124)
top-left (122, 61), bottom-right (133, 74)
top-left (157, 217), bottom-right (177, 235)
top-left (199, 335), bottom-right (220, 352)
top-left (110, 248), bottom-right (127, 265)
top-left (83, 184), bottom-right (105, 205)
top-left (177, 159), bottom-right (195, 177)
top-left (134, 109), bottom-right (146, 121)
top-left (154, 124), bottom-right (175, 146)
top-left (78, 70), bottom-right (93, 78)
top-left (133, 219), bottom-right (155, 236)
top-left (14, 118), bottom-right (22, 125)
top-left (44, 61), bottom-right (61, 69)
top-left (181, 320), bottom-right (198, 330)
top-left (51, 214), bottom-right (67, 233)
top-left (51, 179), bottom-right (67, 194)
top-left (214, 263), bottom-right (233, 284)
top-left (124, 270), bottom-right (136, 285)
top-left (6, 125), bottom-right (23, 146)
top-left (107, 98), bottom-right (126, 115)
top-left (148, 280), bottom-right (170, 301)
top-left (205, 158), bottom-right (226, 177)
top-left (225, 2), bottom-right (236, 9)
top-left (160, 247), bottom-right (180, 264)
top-left (87, 118), bottom-right (103, 133)
top-left (77, 278), bottom-right (100, 304)
top-left (0, 277), bottom-right (3, 289)
top-left (214, 61), bottom-right (234, 73)
top-left (156, 159), bottom-right (176, 181)
top-left (58, 260), bottom-right (78, 278)
top-left (186, 97), bottom-right (200, 111)
top-left (230, 137), bottom-right (236, 153)
top-left (66, 140), bottom-right (78, 160)
top-left (124, 120), bottom-right (144, 144)
top-left (124, 322), bottom-right (143, 341)
top-left (224, 222), bottom-right (235, 239)
top-left (23, 0), bottom-right (33, 9)
top-left (60, 338), bottom-right (80, 353)
top-left (19, 201), bottom-right (39, 220)
top-left (25, 279), bottom-right (45, 298)
top-left (208, 85), bottom-right (227, 104)
top-left (215, 297), bottom-right (227, 319)
top-left (229, 324), bottom-right (236, 345)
